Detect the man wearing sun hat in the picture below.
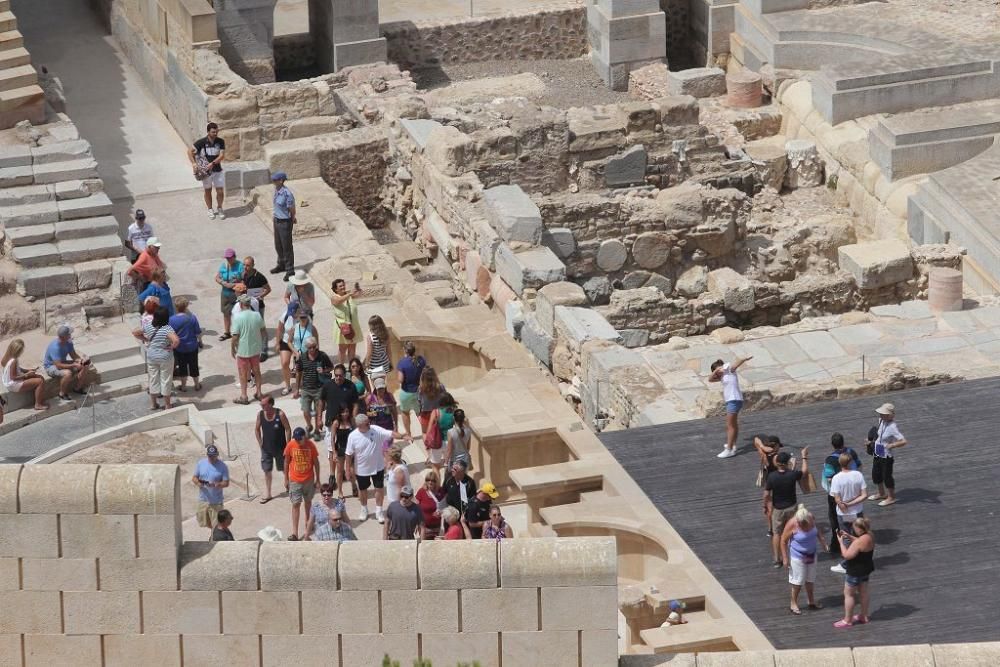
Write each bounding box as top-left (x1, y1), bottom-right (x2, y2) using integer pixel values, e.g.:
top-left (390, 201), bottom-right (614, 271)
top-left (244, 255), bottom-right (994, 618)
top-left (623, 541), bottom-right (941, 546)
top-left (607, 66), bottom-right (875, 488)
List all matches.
top-left (269, 172), bottom-right (297, 281)
top-left (868, 402), bottom-right (907, 507)
top-left (464, 480), bottom-right (500, 539)
top-left (127, 235), bottom-right (165, 291)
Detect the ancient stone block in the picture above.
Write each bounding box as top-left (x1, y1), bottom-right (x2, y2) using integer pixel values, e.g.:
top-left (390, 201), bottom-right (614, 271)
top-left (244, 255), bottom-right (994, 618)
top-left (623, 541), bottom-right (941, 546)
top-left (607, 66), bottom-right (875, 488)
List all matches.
top-left (18, 464), bottom-right (97, 514)
top-left (500, 538), bottom-right (616, 588)
top-left (582, 276), bottom-right (613, 305)
top-left (262, 635), bottom-right (337, 667)
top-left (207, 94), bottom-right (259, 128)
top-left (183, 635), bottom-right (260, 667)
top-left (483, 185), bottom-right (543, 245)
top-left (382, 589), bottom-right (459, 633)
top-left (838, 240), bottom-right (914, 289)
top-left (423, 631), bottom-right (499, 667)
top-left (222, 591), bottom-right (300, 634)
top-left (23, 635), bottom-right (101, 666)
top-left (541, 585), bottom-right (618, 630)
top-left (104, 635), bottom-right (182, 667)
top-left (75, 259), bottom-right (114, 290)
top-left (61, 514), bottom-right (135, 559)
top-left (502, 631), bottom-right (578, 667)
top-left (505, 300), bottom-right (525, 340)
top-left (63, 591), bottom-right (140, 634)
top-left (264, 137), bottom-right (321, 179)
top-left (537, 282), bottom-right (589, 336)
top-left (143, 591), bottom-right (221, 634)
top-left (0, 514), bottom-right (58, 558)
top-left (596, 238), bottom-right (628, 271)
top-left (137, 514), bottom-right (180, 558)
top-left (303, 590), bottom-right (379, 634)
top-left (581, 629), bottom-right (618, 667)
top-left (784, 139), bottom-right (824, 188)
top-left (259, 541), bottom-right (339, 591)
top-left (21, 558), bottom-right (97, 591)
top-left (676, 265), bottom-right (709, 297)
top-left (555, 307), bottom-right (622, 347)
top-left (521, 313), bottom-right (554, 367)
top-left (542, 227), bottom-right (577, 259)
top-left (490, 274), bottom-right (518, 313)
top-left (619, 329), bottom-right (650, 348)
top-left (0, 465), bottom-right (19, 513)
top-left (652, 95), bottom-right (700, 126)
top-left (708, 267), bottom-right (755, 312)
top-left (339, 541), bottom-right (417, 590)
top-left (462, 588), bottom-right (538, 632)
top-left (100, 558), bottom-right (178, 591)
top-left (668, 67), bottom-right (727, 98)
top-left (418, 539), bottom-right (498, 590)
top-left (567, 106), bottom-right (627, 153)
top-left (632, 231), bottom-right (672, 269)
top-left (606, 144), bottom-right (647, 187)
top-left (853, 645), bottom-right (933, 667)
top-left (495, 244), bottom-right (566, 295)
top-left (341, 634), bottom-right (418, 666)
top-left (399, 118), bottom-right (442, 151)
top-left (180, 541), bottom-right (259, 591)
top-left (18, 266), bottom-right (77, 298)
top-left (745, 137), bottom-right (788, 190)
top-left (0, 558), bottom-right (18, 590)
top-left (96, 464), bottom-right (179, 515)
top-left (424, 125), bottom-right (474, 177)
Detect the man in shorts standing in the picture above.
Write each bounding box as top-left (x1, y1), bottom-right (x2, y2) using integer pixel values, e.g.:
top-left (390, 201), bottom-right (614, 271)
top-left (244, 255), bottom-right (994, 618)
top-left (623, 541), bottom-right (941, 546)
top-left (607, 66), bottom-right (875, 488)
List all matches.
top-left (255, 395), bottom-right (290, 503)
top-left (283, 426), bottom-right (320, 540)
top-left (231, 294), bottom-right (266, 404)
top-left (189, 122), bottom-right (226, 219)
top-left (240, 256), bottom-right (271, 361)
top-left (346, 413), bottom-right (411, 523)
top-left (764, 449), bottom-right (809, 567)
top-left (295, 337), bottom-right (333, 438)
top-left (709, 355), bottom-right (752, 459)
top-left (216, 249), bottom-right (244, 342)
top-left (193, 445), bottom-right (229, 537)
top-left (124, 209), bottom-right (153, 263)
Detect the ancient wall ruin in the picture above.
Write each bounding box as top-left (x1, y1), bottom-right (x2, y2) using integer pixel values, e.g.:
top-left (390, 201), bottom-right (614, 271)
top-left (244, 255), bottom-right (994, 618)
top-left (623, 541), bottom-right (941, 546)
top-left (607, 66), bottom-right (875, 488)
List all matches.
top-left (0, 463), bottom-right (618, 666)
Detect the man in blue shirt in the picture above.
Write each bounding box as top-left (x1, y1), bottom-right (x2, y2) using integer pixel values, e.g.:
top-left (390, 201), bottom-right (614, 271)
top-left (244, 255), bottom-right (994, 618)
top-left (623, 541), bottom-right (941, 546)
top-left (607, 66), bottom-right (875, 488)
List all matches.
top-left (193, 445), bottom-right (230, 536)
top-left (269, 172), bottom-right (297, 281)
top-left (215, 248), bottom-right (244, 341)
top-left (43, 325), bottom-right (93, 401)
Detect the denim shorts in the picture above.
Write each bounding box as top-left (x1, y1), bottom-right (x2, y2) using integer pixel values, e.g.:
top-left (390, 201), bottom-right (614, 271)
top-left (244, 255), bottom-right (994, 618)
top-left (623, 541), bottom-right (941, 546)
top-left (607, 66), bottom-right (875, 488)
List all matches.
top-left (845, 574), bottom-right (870, 587)
top-left (725, 399), bottom-right (744, 414)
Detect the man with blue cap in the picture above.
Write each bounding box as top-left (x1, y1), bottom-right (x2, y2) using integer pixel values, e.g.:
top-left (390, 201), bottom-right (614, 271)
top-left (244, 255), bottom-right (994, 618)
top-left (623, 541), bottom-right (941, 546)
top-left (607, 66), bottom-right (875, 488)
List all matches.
top-left (269, 172), bottom-right (297, 282)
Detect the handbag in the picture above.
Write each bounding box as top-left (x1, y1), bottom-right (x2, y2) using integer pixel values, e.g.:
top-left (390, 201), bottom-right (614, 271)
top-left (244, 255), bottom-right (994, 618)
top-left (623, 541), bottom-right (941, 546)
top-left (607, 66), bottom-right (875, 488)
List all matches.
top-left (338, 322), bottom-right (355, 340)
top-left (424, 410), bottom-right (443, 449)
top-left (193, 154), bottom-right (212, 181)
top-left (866, 424), bottom-right (879, 456)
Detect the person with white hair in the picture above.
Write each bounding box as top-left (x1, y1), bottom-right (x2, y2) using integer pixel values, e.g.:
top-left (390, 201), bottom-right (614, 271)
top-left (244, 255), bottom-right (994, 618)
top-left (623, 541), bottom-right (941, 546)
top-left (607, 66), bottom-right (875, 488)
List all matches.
top-left (345, 413), bottom-right (411, 523)
top-left (867, 403), bottom-right (907, 507)
top-left (294, 336), bottom-right (333, 438)
top-left (780, 504), bottom-right (824, 615)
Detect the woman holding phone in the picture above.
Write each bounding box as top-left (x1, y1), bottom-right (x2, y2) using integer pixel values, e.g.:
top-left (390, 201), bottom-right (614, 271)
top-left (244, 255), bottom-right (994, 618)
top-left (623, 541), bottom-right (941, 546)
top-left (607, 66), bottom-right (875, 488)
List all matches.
top-left (331, 278), bottom-right (362, 362)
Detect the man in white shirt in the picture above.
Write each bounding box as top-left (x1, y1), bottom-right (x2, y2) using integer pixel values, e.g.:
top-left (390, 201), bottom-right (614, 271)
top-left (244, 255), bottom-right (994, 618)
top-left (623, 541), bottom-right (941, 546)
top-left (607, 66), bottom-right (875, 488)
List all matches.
top-left (124, 209), bottom-right (154, 262)
top-left (868, 402), bottom-right (907, 507)
top-left (709, 355), bottom-right (753, 459)
top-left (829, 452), bottom-right (867, 574)
top-left (345, 414), bottom-right (411, 524)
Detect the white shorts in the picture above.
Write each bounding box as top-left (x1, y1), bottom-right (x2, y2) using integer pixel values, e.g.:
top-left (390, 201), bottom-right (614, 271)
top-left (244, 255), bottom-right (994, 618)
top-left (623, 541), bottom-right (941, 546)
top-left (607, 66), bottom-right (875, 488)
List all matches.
top-left (201, 171), bottom-right (225, 189)
top-left (788, 558), bottom-right (816, 586)
top-left (427, 447), bottom-right (445, 465)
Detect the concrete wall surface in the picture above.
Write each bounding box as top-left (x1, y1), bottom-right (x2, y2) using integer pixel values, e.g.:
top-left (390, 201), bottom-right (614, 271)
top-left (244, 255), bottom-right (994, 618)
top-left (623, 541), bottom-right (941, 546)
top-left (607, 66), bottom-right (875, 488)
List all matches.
top-left (0, 464), bottom-right (618, 667)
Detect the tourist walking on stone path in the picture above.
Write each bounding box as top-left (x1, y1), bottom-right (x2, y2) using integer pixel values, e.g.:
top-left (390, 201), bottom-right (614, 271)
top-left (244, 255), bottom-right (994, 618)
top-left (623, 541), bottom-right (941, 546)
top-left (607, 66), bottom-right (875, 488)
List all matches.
top-left (364, 314), bottom-right (392, 379)
top-left (216, 248), bottom-right (244, 341)
top-left (269, 172), bottom-right (297, 280)
top-left (193, 445), bottom-right (229, 537)
top-left (444, 459), bottom-right (477, 514)
top-left (239, 256), bottom-right (272, 360)
top-left (482, 505), bottom-right (513, 541)
top-left (169, 297), bottom-right (202, 392)
top-left (276, 301), bottom-right (302, 396)
top-left (384, 445), bottom-right (411, 508)
top-left (2, 339), bottom-right (48, 411)
top-left (416, 470), bottom-right (447, 539)
top-left (43, 325), bottom-right (93, 401)
top-left (320, 364), bottom-right (360, 438)
top-left (834, 516), bottom-right (875, 627)
top-left (384, 484), bottom-right (423, 540)
top-left (464, 481), bottom-right (500, 539)
top-left (138, 267), bottom-right (174, 317)
top-left (284, 270), bottom-right (315, 317)
top-left (418, 366), bottom-right (447, 462)
top-left (709, 355), bottom-right (752, 458)
top-left (255, 395), bottom-right (290, 504)
top-left (395, 341), bottom-right (426, 437)
top-left (829, 450), bottom-right (867, 574)
top-left (304, 483), bottom-right (348, 540)
top-left (764, 449), bottom-right (809, 567)
top-left (127, 236), bottom-right (164, 292)
top-left (346, 413), bottom-right (411, 523)
top-left (325, 404), bottom-right (356, 499)
top-left (348, 357), bottom-right (371, 410)
top-left (366, 376), bottom-right (398, 432)
top-left (753, 434), bottom-right (782, 536)
top-left (289, 309), bottom-right (319, 364)
top-left (822, 433), bottom-right (862, 556)
top-left (425, 392), bottom-right (459, 478)
top-left (124, 209), bottom-right (153, 263)
top-left (331, 278), bottom-right (362, 361)
top-left (231, 294), bottom-right (266, 404)
top-left (780, 504), bottom-right (824, 615)
top-left (133, 306), bottom-right (180, 411)
top-left (211, 509), bottom-right (235, 541)
top-left (441, 506), bottom-right (471, 540)
top-left (868, 403), bottom-right (907, 507)
top-left (312, 507), bottom-right (357, 542)
top-left (283, 426), bottom-right (321, 541)
top-left (189, 122), bottom-right (226, 219)
top-left (295, 337), bottom-right (333, 437)
top-left (445, 408), bottom-right (472, 471)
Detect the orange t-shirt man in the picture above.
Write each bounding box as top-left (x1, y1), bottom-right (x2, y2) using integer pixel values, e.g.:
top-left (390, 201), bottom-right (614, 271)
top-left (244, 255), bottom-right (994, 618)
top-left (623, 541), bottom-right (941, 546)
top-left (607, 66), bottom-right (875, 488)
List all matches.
top-left (284, 434), bottom-right (319, 484)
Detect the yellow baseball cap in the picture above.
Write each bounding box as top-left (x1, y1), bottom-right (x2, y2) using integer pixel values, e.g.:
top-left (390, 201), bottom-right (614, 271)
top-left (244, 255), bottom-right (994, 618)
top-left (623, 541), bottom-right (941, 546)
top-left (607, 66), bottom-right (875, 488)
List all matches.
top-left (480, 481), bottom-right (499, 499)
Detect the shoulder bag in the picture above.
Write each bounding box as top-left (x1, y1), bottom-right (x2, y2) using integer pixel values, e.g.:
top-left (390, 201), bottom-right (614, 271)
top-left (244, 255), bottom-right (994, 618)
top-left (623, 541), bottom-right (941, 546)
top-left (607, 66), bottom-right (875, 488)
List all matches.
top-left (424, 409), bottom-right (443, 449)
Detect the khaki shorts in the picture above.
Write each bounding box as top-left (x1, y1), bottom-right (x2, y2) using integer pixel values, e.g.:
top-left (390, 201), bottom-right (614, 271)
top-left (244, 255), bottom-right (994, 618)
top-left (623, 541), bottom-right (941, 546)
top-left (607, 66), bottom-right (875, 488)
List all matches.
top-left (289, 480), bottom-right (315, 505)
top-left (771, 505), bottom-right (796, 534)
top-left (197, 502), bottom-right (224, 528)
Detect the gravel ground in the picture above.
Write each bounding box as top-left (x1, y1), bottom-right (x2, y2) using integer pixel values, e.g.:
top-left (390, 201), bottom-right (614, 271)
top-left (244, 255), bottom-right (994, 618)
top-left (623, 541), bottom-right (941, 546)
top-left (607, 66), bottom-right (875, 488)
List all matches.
top-left (413, 56), bottom-right (631, 109)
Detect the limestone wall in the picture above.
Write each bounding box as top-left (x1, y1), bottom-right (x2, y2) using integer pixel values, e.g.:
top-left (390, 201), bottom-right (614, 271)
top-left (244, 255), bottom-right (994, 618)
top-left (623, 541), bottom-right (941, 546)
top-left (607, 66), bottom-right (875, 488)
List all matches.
top-left (382, 4), bottom-right (588, 70)
top-left (0, 463), bottom-right (618, 666)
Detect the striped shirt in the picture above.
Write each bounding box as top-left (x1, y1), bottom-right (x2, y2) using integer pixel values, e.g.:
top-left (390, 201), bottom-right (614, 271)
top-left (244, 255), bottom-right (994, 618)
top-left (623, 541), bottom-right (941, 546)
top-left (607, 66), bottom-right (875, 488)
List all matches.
top-left (296, 351), bottom-right (332, 392)
top-left (142, 323), bottom-right (175, 363)
top-left (368, 333), bottom-right (389, 372)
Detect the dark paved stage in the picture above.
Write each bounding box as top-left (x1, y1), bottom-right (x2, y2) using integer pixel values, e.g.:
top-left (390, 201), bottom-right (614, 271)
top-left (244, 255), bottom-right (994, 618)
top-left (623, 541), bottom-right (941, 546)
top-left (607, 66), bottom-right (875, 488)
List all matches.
top-left (601, 377), bottom-right (1000, 649)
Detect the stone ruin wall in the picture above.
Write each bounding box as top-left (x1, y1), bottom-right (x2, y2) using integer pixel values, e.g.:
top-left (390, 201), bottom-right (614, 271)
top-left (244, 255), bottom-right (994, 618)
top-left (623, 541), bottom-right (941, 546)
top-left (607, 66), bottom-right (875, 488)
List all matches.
top-left (0, 463), bottom-right (618, 666)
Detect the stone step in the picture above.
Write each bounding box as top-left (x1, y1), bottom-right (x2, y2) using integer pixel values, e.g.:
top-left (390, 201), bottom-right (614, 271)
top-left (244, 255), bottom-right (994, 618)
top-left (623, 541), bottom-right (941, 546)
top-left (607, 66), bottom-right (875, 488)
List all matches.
top-left (32, 157), bottom-right (99, 184)
top-left (0, 83), bottom-right (44, 127)
top-left (0, 45), bottom-right (28, 69)
top-left (0, 11), bottom-right (16, 34)
top-left (0, 2), bottom-right (10, 14)
top-left (85, 338), bottom-right (144, 364)
top-left (0, 64), bottom-right (36, 92)
top-left (95, 353), bottom-right (147, 383)
top-left (16, 265), bottom-right (77, 297)
top-left (11, 241), bottom-right (57, 267)
top-left (1, 199), bottom-right (58, 228)
top-left (0, 376), bottom-right (145, 438)
top-left (12, 233), bottom-right (122, 267)
top-left (5, 222), bottom-right (54, 247)
top-left (54, 214), bottom-right (119, 241)
top-left (31, 139), bottom-right (91, 165)
top-left (57, 191), bottom-right (112, 220)
top-left (55, 179), bottom-right (104, 201)
top-left (0, 163), bottom-right (31, 187)
top-left (0, 30), bottom-right (20, 52)
top-left (0, 182), bottom-right (50, 205)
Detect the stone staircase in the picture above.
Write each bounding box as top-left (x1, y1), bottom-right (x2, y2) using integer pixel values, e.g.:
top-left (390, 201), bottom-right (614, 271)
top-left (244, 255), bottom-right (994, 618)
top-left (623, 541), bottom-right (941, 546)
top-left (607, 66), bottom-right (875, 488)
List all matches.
top-left (0, 335), bottom-right (146, 436)
top-left (0, 0), bottom-right (44, 129)
top-left (0, 134), bottom-right (123, 298)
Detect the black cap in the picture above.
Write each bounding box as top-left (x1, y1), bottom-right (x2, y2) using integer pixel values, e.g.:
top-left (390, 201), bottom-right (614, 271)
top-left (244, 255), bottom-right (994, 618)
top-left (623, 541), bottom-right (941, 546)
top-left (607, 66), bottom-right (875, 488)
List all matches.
top-left (776, 451), bottom-right (792, 464)
top-left (135, 209), bottom-right (146, 219)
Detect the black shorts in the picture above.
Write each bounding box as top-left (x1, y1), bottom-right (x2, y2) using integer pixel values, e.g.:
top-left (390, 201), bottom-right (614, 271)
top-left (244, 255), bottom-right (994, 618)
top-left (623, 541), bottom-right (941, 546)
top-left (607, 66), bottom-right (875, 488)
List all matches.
top-left (279, 341), bottom-right (292, 353)
top-left (872, 456), bottom-right (895, 488)
top-left (173, 350), bottom-right (200, 378)
top-left (261, 448), bottom-right (284, 473)
top-left (356, 469), bottom-right (385, 490)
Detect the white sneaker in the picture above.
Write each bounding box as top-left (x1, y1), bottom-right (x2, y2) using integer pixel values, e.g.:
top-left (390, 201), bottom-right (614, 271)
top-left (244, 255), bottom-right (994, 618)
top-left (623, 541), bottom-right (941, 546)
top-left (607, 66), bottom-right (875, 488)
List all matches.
top-left (216, 208), bottom-right (226, 220)
top-left (830, 564), bottom-right (846, 574)
top-left (717, 448), bottom-right (735, 458)
top-left (207, 208), bottom-right (215, 220)
top-left (358, 506), bottom-right (368, 521)
top-left (375, 507), bottom-right (385, 524)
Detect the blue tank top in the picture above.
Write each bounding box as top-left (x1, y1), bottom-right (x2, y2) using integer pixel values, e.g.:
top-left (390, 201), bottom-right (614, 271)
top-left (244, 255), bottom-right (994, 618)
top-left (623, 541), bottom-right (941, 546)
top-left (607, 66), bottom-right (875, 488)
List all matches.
top-left (790, 526), bottom-right (818, 561)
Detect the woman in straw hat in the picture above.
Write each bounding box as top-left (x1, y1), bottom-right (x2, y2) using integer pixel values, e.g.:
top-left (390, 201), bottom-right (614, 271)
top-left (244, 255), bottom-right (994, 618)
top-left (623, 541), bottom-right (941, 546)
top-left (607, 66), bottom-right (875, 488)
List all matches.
top-left (867, 403), bottom-right (907, 507)
top-left (284, 269), bottom-right (315, 317)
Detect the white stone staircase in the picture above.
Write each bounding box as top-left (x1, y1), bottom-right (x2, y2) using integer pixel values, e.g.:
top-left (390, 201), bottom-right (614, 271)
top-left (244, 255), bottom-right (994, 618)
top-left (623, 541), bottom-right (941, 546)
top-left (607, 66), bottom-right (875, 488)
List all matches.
top-left (0, 0), bottom-right (44, 129)
top-left (0, 133), bottom-right (124, 297)
top-left (0, 335), bottom-right (146, 436)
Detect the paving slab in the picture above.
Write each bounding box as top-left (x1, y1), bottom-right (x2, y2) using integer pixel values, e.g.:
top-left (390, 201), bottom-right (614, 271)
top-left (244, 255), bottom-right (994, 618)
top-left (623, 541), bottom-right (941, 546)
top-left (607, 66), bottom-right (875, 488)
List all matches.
top-left (784, 360), bottom-right (830, 382)
top-left (937, 311), bottom-right (981, 334)
top-left (789, 330), bottom-right (846, 360)
top-left (757, 335), bottom-right (808, 364)
top-left (970, 305), bottom-right (1000, 328)
top-left (828, 323), bottom-right (885, 349)
top-left (900, 335), bottom-right (969, 356)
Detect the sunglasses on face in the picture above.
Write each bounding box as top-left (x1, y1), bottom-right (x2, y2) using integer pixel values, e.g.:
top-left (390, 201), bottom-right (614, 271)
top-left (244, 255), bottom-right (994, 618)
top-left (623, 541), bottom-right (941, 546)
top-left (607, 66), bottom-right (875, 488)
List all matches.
top-left (321, 493), bottom-right (333, 497)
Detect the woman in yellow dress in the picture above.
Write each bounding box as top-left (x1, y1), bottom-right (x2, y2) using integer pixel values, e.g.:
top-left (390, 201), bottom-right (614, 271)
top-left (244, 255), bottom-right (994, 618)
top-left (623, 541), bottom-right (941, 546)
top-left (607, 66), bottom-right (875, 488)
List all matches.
top-left (331, 278), bottom-right (362, 362)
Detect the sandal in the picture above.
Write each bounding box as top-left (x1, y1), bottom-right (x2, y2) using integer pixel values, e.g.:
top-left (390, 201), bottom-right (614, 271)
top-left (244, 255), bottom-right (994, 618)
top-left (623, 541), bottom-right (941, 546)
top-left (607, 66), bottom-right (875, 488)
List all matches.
top-left (808, 602), bottom-right (824, 610)
top-left (177, 386), bottom-right (188, 392)
top-left (33, 405), bottom-right (49, 411)
top-left (58, 393), bottom-right (72, 401)
top-left (219, 332), bottom-right (232, 341)
top-left (789, 607), bottom-right (802, 615)
top-left (852, 615), bottom-right (869, 624)
top-left (833, 619), bottom-right (853, 629)
top-left (233, 397), bottom-right (250, 405)
top-left (259, 496), bottom-right (272, 504)
top-left (194, 382), bottom-right (203, 391)
top-left (281, 386), bottom-right (291, 396)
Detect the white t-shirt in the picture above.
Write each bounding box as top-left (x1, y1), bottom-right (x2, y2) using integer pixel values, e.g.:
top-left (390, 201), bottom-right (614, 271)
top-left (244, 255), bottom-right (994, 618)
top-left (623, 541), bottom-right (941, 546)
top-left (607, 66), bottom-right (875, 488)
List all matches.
top-left (721, 363), bottom-right (742, 402)
top-left (829, 470), bottom-right (866, 518)
top-left (385, 462), bottom-right (411, 504)
top-left (345, 425), bottom-right (393, 476)
top-left (2, 359), bottom-right (22, 390)
top-left (874, 420), bottom-right (904, 458)
top-left (126, 222), bottom-right (154, 252)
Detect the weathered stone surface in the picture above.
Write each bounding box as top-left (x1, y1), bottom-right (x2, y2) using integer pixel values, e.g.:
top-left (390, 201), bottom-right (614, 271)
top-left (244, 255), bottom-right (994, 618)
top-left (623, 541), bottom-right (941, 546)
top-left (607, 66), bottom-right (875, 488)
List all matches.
top-left (710, 326), bottom-right (746, 344)
top-left (542, 227), bottom-right (576, 259)
top-left (582, 276), bottom-right (612, 305)
top-left (853, 644), bottom-right (934, 667)
top-left (180, 542), bottom-right (259, 591)
top-left (554, 306), bottom-right (622, 346)
top-left (340, 541), bottom-right (417, 590)
top-left (618, 329), bottom-right (650, 348)
top-left (97, 464), bottom-right (178, 515)
top-left (398, 118), bottom-right (442, 150)
top-left (644, 273), bottom-right (672, 294)
top-left (75, 259), bottom-right (113, 291)
top-left (668, 67), bottom-right (727, 98)
top-left (746, 137), bottom-right (788, 191)
top-left (931, 642), bottom-right (1000, 667)
top-left (567, 106), bottom-right (627, 153)
top-left (418, 536), bottom-right (498, 591)
top-left (260, 542), bottom-right (339, 590)
top-left (521, 313), bottom-right (554, 367)
top-left (537, 281), bottom-right (588, 336)
top-left (483, 185), bottom-right (543, 245)
top-left (632, 231), bottom-right (672, 269)
top-left (622, 270), bottom-right (653, 290)
top-left (505, 300), bottom-right (525, 340)
top-left (19, 464), bottom-right (97, 513)
top-left (596, 239), bottom-right (628, 271)
top-left (838, 240), bottom-right (913, 289)
top-left (495, 244), bottom-right (566, 295)
top-left (605, 144), bottom-right (647, 187)
top-left (784, 139), bottom-right (824, 188)
top-left (424, 125), bottom-right (474, 176)
top-left (708, 267), bottom-right (755, 312)
top-left (652, 95), bottom-right (700, 126)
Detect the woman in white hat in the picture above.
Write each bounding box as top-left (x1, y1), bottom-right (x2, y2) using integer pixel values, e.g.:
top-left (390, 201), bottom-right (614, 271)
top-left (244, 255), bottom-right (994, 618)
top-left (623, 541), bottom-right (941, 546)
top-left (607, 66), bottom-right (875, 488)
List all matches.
top-left (868, 403), bottom-right (906, 507)
top-left (284, 269), bottom-right (315, 316)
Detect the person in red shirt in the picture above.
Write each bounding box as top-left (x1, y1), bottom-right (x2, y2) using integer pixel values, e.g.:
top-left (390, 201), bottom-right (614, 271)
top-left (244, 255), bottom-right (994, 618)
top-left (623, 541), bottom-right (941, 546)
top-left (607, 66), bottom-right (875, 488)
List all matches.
top-left (283, 427), bottom-right (320, 540)
top-left (441, 506), bottom-right (471, 540)
top-left (127, 237), bottom-right (166, 291)
top-left (415, 470), bottom-right (447, 539)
